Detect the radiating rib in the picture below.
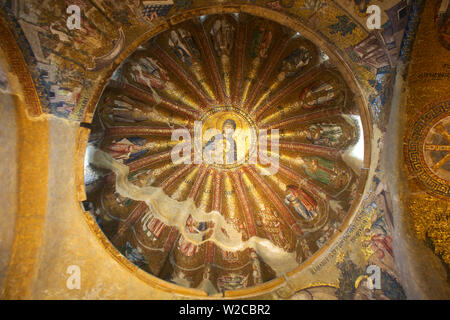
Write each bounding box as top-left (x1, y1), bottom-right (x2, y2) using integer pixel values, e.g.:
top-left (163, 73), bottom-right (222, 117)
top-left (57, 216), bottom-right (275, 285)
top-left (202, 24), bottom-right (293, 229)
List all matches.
top-left (149, 44), bottom-right (214, 109)
top-left (257, 103), bottom-right (299, 126)
top-left (244, 166), bottom-right (303, 237)
top-left (229, 170), bottom-right (257, 237)
top-left (109, 80), bottom-right (201, 120)
top-left (140, 161), bottom-right (190, 188)
top-left (105, 126), bottom-right (188, 138)
top-left (159, 227), bottom-right (182, 278)
top-left (268, 140), bottom-right (342, 160)
top-left (195, 173), bottom-right (215, 270)
top-left (232, 18), bottom-right (247, 106)
top-left (205, 242), bottom-right (215, 265)
top-left (164, 227), bottom-right (181, 252)
top-left (159, 164), bottom-right (195, 191)
top-left (244, 36), bottom-right (290, 111)
top-left (240, 59), bottom-right (261, 105)
top-left (260, 106), bottom-right (343, 129)
top-left (196, 169), bottom-right (214, 211)
top-left (220, 56), bottom-right (232, 100)
top-left (128, 150), bottom-right (172, 173)
top-left (211, 170), bottom-right (223, 212)
top-left (252, 65), bottom-right (323, 120)
top-left (222, 174), bottom-right (249, 241)
top-left (205, 170), bottom-right (223, 264)
top-left (112, 201), bottom-right (148, 243)
top-left (188, 165), bottom-right (209, 202)
top-left (194, 21), bottom-right (227, 104)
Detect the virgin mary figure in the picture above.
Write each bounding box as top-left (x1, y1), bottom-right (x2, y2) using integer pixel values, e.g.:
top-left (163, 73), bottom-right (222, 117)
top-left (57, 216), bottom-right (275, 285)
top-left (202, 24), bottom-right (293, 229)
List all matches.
top-left (203, 119), bottom-right (238, 165)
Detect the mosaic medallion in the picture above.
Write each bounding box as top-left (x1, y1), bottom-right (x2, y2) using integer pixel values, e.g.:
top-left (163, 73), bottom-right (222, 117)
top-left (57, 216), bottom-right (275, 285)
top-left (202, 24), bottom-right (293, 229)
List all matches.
top-left (406, 99), bottom-right (450, 197)
top-left (199, 106), bottom-right (258, 169)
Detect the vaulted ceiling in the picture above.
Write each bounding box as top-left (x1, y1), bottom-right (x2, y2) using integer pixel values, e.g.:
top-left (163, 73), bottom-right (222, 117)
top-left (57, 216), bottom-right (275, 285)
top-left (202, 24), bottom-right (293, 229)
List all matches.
top-left (84, 14), bottom-right (368, 293)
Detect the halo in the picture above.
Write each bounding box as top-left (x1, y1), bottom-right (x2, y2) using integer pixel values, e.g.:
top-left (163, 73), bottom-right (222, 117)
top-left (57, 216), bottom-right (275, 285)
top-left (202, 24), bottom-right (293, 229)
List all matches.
top-left (215, 113), bottom-right (244, 132)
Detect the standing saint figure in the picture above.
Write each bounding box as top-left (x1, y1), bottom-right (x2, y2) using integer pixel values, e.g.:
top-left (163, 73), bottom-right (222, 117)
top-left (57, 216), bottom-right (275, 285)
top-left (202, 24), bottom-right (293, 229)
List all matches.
top-left (250, 25), bottom-right (273, 59)
top-left (280, 47), bottom-right (311, 77)
top-left (105, 137), bottom-right (150, 163)
top-left (130, 57), bottom-right (169, 90)
top-left (210, 17), bottom-right (235, 56)
top-left (297, 156), bottom-right (347, 188)
top-left (284, 185), bottom-right (318, 221)
top-left (299, 81), bottom-right (336, 109)
top-left (302, 123), bottom-right (343, 147)
top-left (104, 98), bottom-right (150, 123)
top-left (168, 28), bottom-right (200, 65)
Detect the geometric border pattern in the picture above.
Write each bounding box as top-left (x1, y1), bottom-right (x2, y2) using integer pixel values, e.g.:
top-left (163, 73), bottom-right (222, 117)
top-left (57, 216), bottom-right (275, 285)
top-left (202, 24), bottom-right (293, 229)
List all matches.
top-left (406, 98), bottom-right (450, 197)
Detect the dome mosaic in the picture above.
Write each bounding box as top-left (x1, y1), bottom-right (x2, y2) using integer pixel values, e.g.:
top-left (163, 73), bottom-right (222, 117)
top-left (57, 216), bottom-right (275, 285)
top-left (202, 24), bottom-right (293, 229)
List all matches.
top-left (84, 13), bottom-right (368, 295)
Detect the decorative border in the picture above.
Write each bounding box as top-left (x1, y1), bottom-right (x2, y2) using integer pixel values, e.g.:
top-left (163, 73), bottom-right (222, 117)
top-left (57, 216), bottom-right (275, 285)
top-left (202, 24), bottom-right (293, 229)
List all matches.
top-left (199, 105), bottom-right (259, 170)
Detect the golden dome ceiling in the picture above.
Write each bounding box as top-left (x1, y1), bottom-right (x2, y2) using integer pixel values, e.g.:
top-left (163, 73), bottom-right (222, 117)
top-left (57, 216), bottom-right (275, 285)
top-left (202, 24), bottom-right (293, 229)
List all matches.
top-left (85, 13), bottom-right (367, 295)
